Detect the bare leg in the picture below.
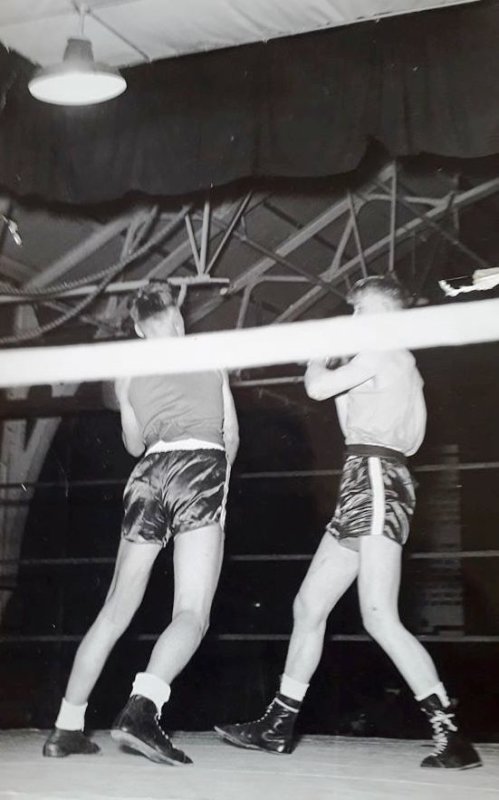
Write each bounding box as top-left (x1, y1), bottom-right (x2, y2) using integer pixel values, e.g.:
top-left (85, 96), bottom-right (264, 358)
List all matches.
top-left (284, 534), bottom-right (359, 684)
top-left (213, 534), bottom-right (358, 753)
top-left (65, 539), bottom-right (161, 705)
top-left (357, 535), bottom-right (440, 697)
top-left (146, 522), bottom-right (224, 683)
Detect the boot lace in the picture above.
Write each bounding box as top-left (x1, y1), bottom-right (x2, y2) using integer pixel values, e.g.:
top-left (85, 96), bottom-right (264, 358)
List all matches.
top-left (154, 713), bottom-right (172, 743)
top-left (429, 709), bottom-right (458, 754)
top-left (233, 700), bottom-right (278, 728)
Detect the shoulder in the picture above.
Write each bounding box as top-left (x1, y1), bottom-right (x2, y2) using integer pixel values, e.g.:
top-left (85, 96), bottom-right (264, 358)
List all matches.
top-left (351, 350), bottom-right (386, 371)
top-left (380, 350), bottom-right (424, 385)
top-left (362, 349), bottom-right (415, 368)
top-left (195, 370), bottom-right (225, 393)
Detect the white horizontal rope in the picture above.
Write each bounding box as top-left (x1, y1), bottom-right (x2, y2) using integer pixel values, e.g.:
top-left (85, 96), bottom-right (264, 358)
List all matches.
top-left (1, 297), bottom-right (499, 388)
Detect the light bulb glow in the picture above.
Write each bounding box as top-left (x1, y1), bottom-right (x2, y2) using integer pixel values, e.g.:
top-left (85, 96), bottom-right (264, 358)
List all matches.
top-left (28, 38), bottom-right (127, 106)
top-left (29, 69), bottom-right (126, 105)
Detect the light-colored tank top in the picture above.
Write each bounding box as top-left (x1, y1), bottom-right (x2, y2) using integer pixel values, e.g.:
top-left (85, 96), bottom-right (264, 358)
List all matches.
top-left (335, 350), bottom-right (427, 457)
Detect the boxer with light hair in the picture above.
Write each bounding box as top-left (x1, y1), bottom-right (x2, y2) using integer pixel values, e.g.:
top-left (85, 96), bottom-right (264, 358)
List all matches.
top-left (44, 282), bottom-right (239, 765)
top-left (215, 275), bottom-right (481, 770)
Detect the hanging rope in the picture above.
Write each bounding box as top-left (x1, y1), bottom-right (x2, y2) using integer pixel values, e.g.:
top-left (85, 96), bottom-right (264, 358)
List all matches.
top-left (0, 211), bottom-right (187, 345)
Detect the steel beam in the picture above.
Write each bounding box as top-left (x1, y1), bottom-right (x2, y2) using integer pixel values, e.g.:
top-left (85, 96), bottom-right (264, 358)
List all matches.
top-left (24, 213), bottom-right (135, 290)
top-left (190, 197), bottom-right (361, 325)
top-left (386, 178), bottom-right (492, 270)
top-left (227, 231), bottom-right (347, 302)
top-left (207, 192), bottom-right (252, 273)
top-left (144, 199), bottom-right (243, 281)
top-left (347, 191), bottom-right (367, 278)
top-left (274, 176), bottom-right (499, 323)
top-left (191, 164), bottom-right (402, 326)
top-left (388, 162), bottom-right (397, 272)
top-left (0, 255), bottom-right (35, 283)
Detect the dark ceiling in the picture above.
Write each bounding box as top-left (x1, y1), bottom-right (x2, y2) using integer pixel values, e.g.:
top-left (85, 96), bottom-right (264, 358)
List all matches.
top-left (0, 2), bottom-right (498, 204)
top-left (1, 2), bottom-right (499, 351)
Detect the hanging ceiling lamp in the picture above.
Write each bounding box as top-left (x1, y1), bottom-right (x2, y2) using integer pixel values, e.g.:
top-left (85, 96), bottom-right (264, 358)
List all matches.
top-left (28, 4), bottom-right (127, 106)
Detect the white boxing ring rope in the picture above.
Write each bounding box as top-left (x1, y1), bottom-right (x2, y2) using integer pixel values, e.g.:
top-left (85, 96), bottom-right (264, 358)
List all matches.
top-left (1, 297), bottom-right (499, 388)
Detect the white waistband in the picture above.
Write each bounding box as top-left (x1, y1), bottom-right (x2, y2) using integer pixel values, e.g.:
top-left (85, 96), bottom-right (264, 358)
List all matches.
top-left (145, 438), bottom-right (225, 456)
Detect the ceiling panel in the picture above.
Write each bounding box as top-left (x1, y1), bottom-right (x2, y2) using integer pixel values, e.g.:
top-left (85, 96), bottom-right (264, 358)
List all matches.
top-left (0, 0), bottom-right (481, 68)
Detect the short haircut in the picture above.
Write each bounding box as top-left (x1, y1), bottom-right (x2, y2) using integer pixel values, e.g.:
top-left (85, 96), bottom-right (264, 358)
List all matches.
top-left (347, 275), bottom-right (407, 308)
top-left (129, 282), bottom-right (176, 324)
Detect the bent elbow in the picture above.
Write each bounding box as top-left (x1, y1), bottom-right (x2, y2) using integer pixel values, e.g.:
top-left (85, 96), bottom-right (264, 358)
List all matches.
top-left (227, 435), bottom-right (240, 452)
top-left (304, 380), bottom-right (326, 401)
top-left (224, 435), bottom-right (240, 465)
top-left (123, 434), bottom-right (145, 458)
top-left (127, 444), bottom-right (145, 458)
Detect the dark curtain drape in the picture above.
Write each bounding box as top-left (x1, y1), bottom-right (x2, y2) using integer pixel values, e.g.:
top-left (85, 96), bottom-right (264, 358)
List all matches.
top-left (0, 2), bottom-right (498, 204)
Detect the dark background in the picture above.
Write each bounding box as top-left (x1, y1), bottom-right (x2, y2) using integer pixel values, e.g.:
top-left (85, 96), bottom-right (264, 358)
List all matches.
top-left (1, 340), bottom-right (499, 740)
top-left (2, 2), bottom-right (499, 203)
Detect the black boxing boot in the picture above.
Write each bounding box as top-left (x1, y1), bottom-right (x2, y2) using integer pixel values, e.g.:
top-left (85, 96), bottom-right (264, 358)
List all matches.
top-left (419, 694), bottom-right (482, 769)
top-left (43, 728), bottom-right (100, 757)
top-left (111, 695), bottom-right (192, 765)
top-left (214, 693), bottom-right (300, 754)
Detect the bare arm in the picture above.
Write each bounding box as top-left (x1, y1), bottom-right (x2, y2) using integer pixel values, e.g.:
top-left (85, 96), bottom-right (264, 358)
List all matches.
top-left (304, 353), bottom-right (379, 401)
top-left (221, 372), bottom-right (239, 465)
top-left (334, 392), bottom-right (349, 437)
top-left (114, 378), bottom-right (145, 457)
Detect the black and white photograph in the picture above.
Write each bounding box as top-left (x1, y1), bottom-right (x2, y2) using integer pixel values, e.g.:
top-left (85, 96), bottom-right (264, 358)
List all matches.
top-left (1, 2), bottom-right (499, 798)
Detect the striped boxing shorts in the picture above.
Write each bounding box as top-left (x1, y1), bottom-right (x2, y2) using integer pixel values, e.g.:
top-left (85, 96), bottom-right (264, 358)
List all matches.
top-left (121, 441), bottom-right (230, 546)
top-left (326, 444), bottom-right (416, 551)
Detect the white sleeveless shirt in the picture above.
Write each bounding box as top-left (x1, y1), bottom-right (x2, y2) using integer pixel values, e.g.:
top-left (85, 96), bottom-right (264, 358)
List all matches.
top-left (335, 350), bottom-right (427, 457)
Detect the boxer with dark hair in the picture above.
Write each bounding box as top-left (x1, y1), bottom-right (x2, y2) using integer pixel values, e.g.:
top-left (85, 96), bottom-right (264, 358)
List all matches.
top-left (44, 283), bottom-right (239, 765)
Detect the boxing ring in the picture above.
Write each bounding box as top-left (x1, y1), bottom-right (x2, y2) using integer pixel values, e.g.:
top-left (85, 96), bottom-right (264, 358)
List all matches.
top-left (1, 300), bottom-right (499, 798)
top-left (2, 730), bottom-right (499, 800)
top-left (1, 296), bottom-right (499, 387)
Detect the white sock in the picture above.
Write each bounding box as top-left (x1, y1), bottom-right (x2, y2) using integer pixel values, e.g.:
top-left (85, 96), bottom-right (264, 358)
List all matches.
top-left (131, 672), bottom-right (171, 714)
top-left (415, 682), bottom-right (450, 707)
top-left (280, 674), bottom-right (309, 703)
top-left (55, 698), bottom-right (87, 731)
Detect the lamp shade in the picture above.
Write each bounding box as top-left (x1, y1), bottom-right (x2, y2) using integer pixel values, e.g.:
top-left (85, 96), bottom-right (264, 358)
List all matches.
top-left (28, 38), bottom-right (127, 106)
